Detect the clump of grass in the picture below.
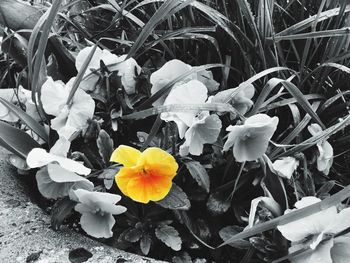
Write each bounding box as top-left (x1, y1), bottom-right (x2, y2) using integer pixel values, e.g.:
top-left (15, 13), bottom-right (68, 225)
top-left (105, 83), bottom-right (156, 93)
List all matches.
top-left (1, 0), bottom-right (350, 262)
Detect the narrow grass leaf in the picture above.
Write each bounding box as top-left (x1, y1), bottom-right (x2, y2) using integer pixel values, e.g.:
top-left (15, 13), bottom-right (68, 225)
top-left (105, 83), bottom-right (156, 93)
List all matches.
top-left (277, 6), bottom-right (350, 36)
top-left (281, 81), bottom-right (325, 129)
top-left (123, 103), bottom-right (239, 120)
top-left (0, 98), bottom-right (48, 142)
top-left (127, 0), bottom-right (193, 58)
top-left (31, 0), bottom-right (62, 103)
top-left (0, 121), bottom-right (40, 159)
top-left (66, 44), bottom-right (97, 105)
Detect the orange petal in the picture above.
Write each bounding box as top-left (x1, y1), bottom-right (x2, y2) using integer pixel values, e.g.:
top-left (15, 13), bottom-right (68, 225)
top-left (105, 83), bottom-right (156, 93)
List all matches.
top-left (110, 145), bottom-right (141, 167)
top-left (140, 147), bottom-right (178, 178)
top-left (115, 167), bottom-right (140, 196)
top-left (126, 173), bottom-right (172, 203)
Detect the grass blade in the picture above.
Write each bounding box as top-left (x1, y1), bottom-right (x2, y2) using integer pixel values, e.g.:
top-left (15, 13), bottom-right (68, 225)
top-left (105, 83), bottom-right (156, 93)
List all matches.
top-left (281, 81), bottom-right (325, 129)
top-left (0, 121), bottom-right (41, 159)
top-left (123, 103), bottom-right (240, 120)
top-left (127, 0), bottom-right (194, 59)
top-left (0, 98), bottom-right (48, 142)
top-left (30, 0), bottom-right (62, 103)
top-left (66, 44), bottom-right (98, 105)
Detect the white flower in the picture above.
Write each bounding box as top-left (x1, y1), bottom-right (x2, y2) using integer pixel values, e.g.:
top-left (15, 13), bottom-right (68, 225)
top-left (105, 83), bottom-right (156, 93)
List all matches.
top-left (150, 59), bottom-right (218, 105)
top-left (41, 77), bottom-right (95, 140)
top-left (36, 163), bottom-right (93, 199)
top-left (277, 197), bottom-right (350, 263)
top-left (179, 112), bottom-right (221, 156)
top-left (223, 114), bottom-right (279, 162)
top-left (75, 46), bottom-right (141, 94)
top-left (160, 79), bottom-right (208, 138)
top-left (272, 157), bottom-right (299, 179)
top-left (26, 148), bottom-right (91, 175)
top-left (211, 84), bottom-right (255, 117)
top-left (73, 189), bottom-right (127, 238)
top-left (308, 124), bottom-right (333, 175)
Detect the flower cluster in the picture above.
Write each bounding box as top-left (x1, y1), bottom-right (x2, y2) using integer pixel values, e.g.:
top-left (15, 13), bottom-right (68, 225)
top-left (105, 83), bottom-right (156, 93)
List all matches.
top-left (278, 197), bottom-right (350, 263)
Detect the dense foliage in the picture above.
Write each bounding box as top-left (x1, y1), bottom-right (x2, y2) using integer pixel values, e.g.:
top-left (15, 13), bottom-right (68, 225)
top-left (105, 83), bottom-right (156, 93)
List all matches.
top-left (1, 0), bottom-right (350, 262)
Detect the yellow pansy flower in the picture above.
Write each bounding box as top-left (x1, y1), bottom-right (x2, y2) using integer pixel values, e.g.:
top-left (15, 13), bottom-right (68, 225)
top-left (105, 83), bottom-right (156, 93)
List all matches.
top-left (110, 145), bottom-right (178, 204)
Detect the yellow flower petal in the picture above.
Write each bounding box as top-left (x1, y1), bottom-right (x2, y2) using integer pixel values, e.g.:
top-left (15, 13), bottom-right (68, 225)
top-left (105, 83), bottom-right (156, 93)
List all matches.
top-left (112, 146), bottom-right (178, 203)
top-left (126, 173), bottom-right (173, 203)
top-left (115, 167), bottom-right (134, 196)
top-left (140, 147), bottom-right (178, 178)
top-left (110, 145), bottom-right (141, 167)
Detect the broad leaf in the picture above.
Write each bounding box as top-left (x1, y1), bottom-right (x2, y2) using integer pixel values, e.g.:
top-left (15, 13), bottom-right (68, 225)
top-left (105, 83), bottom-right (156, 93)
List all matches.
top-left (98, 166), bottom-right (120, 190)
top-left (156, 183), bottom-right (191, 210)
top-left (155, 225), bottom-right (182, 251)
top-left (206, 191), bottom-right (231, 215)
top-left (219, 226), bottom-right (250, 249)
top-left (51, 197), bottom-right (76, 230)
top-left (140, 233), bottom-right (152, 255)
top-left (185, 160), bottom-right (210, 193)
top-left (124, 226), bottom-right (143, 243)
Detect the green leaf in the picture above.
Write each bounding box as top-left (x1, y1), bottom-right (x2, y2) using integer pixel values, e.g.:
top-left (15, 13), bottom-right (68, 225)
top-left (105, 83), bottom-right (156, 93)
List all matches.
top-left (96, 129), bottom-right (114, 166)
top-left (155, 225), bottom-right (182, 251)
top-left (51, 197), bottom-right (76, 231)
top-left (0, 121), bottom-right (40, 159)
top-left (184, 160), bottom-right (210, 193)
top-left (124, 227), bottom-right (143, 243)
top-left (123, 102), bottom-right (239, 120)
top-left (281, 81), bottom-right (325, 129)
top-left (140, 233), bottom-right (152, 255)
top-left (66, 44), bottom-right (98, 105)
top-left (30, 0), bottom-right (62, 103)
top-left (156, 183), bottom-right (191, 210)
top-left (219, 226), bottom-right (251, 249)
top-left (0, 98), bottom-right (48, 142)
top-left (206, 191), bottom-right (231, 215)
top-left (127, 0), bottom-right (194, 58)
top-left (97, 166), bottom-right (120, 190)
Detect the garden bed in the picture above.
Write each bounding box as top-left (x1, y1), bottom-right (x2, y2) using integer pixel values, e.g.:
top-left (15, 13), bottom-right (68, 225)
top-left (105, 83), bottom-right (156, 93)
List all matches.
top-left (0, 148), bottom-right (163, 263)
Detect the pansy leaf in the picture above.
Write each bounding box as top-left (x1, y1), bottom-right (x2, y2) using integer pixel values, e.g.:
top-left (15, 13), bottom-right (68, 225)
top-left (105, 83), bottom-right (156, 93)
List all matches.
top-left (156, 183), bottom-right (191, 210)
top-left (124, 227), bottom-right (143, 243)
top-left (8, 154), bottom-right (29, 171)
top-left (98, 166), bottom-right (120, 190)
top-left (206, 191), bottom-right (231, 215)
top-left (317, 180), bottom-right (336, 198)
top-left (97, 129), bottom-right (114, 166)
top-left (184, 160), bottom-right (210, 193)
top-left (51, 197), bottom-right (76, 230)
top-left (140, 233), bottom-right (152, 255)
top-left (172, 252), bottom-right (192, 263)
top-left (219, 226), bottom-right (251, 249)
top-left (155, 224), bottom-right (182, 251)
